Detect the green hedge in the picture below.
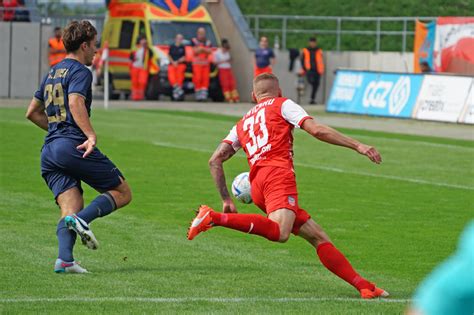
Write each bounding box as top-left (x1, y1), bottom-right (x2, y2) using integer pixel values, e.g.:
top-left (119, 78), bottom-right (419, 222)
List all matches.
top-left (237, 0), bottom-right (471, 51)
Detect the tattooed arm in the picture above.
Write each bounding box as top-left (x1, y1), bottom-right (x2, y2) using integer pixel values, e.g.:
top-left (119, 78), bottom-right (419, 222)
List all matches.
top-left (209, 142), bottom-right (238, 213)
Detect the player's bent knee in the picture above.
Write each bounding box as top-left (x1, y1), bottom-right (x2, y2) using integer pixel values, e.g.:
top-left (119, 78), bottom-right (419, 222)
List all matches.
top-left (278, 230), bottom-right (292, 243)
top-left (119, 185), bottom-right (132, 207)
top-left (109, 180), bottom-right (132, 208)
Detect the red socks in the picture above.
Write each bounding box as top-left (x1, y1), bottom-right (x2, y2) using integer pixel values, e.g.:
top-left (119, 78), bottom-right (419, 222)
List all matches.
top-left (210, 212), bottom-right (280, 242)
top-left (317, 242), bottom-right (374, 291)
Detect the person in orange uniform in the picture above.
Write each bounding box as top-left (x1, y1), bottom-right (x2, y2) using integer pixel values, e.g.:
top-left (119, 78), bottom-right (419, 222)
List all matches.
top-left (191, 27), bottom-right (212, 101)
top-left (254, 36), bottom-right (275, 77)
top-left (214, 39), bottom-right (239, 103)
top-left (301, 37), bottom-right (324, 104)
top-left (168, 33), bottom-right (186, 101)
top-left (48, 27), bottom-right (67, 67)
top-left (129, 36), bottom-right (153, 101)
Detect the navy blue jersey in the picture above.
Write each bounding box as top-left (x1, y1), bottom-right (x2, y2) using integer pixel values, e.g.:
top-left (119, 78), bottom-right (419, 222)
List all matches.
top-left (34, 58), bottom-right (92, 143)
top-left (255, 48), bottom-right (275, 68)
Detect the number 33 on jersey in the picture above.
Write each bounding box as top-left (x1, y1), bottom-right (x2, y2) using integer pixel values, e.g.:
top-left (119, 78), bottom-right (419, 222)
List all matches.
top-left (223, 97), bottom-right (313, 173)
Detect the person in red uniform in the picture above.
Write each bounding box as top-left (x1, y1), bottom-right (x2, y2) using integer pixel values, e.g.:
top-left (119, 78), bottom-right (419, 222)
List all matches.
top-left (214, 39), bottom-right (239, 103)
top-left (49, 27), bottom-right (67, 67)
top-left (129, 36), bottom-right (152, 101)
top-left (191, 27), bottom-right (212, 101)
top-left (188, 73), bottom-right (389, 299)
top-left (168, 33), bottom-right (186, 101)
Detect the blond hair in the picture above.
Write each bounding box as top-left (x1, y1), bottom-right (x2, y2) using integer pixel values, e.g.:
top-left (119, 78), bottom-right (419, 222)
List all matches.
top-left (253, 73), bottom-right (280, 98)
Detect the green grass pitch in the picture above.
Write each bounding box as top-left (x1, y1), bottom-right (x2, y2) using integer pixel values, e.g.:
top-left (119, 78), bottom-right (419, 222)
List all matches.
top-left (1, 107), bottom-right (473, 314)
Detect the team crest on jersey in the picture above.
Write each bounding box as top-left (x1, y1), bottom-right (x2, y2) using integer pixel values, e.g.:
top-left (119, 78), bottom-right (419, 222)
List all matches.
top-left (288, 196), bottom-right (296, 206)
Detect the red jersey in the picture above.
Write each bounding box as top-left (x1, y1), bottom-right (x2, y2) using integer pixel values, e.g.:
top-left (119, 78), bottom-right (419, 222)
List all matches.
top-left (223, 97), bottom-right (312, 176)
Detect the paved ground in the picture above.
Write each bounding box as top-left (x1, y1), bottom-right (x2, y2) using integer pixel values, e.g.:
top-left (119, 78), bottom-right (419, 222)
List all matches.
top-left (2, 98), bottom-right (473, 140)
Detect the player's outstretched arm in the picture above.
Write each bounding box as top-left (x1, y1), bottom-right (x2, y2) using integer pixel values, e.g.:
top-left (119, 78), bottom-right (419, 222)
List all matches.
top-left (209, 142), bottom-right (238, 213)
top-left (301, 119), bottom-right (382, 164)
top-left (25, 98), bottom-right (48, 131)
top-left (69, 94), bottom-right (97, 158)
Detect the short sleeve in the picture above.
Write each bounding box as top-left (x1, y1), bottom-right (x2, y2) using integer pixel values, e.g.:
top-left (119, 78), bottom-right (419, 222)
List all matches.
top-left (222, 125), bottom-right (241, 151)
top-left (281, 99), bottom-right (313, 128)
top-left (68, 67), bottom-right (92, 98)
top-left (33, 74), bottom-right (48, 103)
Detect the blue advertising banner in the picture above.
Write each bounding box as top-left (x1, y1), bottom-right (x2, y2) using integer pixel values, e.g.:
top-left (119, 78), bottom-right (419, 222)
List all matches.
top-left (327, 70), bottom-right (425, 118)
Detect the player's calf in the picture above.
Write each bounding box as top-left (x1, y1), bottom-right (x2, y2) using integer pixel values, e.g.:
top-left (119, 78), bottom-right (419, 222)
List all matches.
top-left (298, 219), bottom-right (331, 248)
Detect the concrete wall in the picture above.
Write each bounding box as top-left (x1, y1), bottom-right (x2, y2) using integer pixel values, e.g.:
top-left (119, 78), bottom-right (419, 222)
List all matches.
top-left (40, 25), bottom-right (53, 82)
top-left (0, 23), bottom-right (11, 97)
top-left (205, 0), bottom-right (256, 102)
top-left (10, 23), bottom-right (41, 98)
top-left (0, 22), bottom-right (51, 98)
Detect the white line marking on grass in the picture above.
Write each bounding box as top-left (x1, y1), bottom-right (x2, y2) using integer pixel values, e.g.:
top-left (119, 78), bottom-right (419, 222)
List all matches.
top-left (153, 141), bottom-right (474, 191)
top-left (0, 297), bottom-right (412, 304)
top-left (296, 162), bottom-right (474, 191)
top-left (348, 133), bottom-right (474, 151)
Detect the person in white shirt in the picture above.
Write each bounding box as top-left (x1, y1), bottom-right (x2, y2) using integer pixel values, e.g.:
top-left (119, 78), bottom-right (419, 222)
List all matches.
top-left (213, 39), bottom-right (239, 103)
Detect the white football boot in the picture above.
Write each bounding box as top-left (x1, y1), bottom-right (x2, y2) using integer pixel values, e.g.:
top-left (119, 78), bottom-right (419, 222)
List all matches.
top-left (54, 259), bottom-right (88, 273)
top-left (64, 214), bottom-right (99, 250)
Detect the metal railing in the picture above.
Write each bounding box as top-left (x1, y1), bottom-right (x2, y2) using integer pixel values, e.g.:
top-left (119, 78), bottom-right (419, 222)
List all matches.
top-left (244, 15), bottom-right (436, 52)
top-left (25, 13), bottom-right (437, 53)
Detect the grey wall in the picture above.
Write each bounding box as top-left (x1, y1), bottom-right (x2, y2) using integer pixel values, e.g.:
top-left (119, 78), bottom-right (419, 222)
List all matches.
top-left (0, 22), bottom-right (51, 99)
top-left (10, 23), bottom-right (41, 98)
top-left (40, 25), bottom-right (53, 82)
top-left (0, 23), bottom-right (11, 97)
top-left (205, 0), bottom-right (255, 102)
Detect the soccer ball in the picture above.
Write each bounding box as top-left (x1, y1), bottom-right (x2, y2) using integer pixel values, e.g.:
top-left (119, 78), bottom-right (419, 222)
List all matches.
top-left (231, 172), bottom-right (252, 204)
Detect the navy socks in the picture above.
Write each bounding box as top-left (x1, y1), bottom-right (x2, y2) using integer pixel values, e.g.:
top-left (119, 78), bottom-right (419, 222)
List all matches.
top-left (76, 192), bottom-right (117, 224)
top-left (56, 218), bottom-right (76, 262)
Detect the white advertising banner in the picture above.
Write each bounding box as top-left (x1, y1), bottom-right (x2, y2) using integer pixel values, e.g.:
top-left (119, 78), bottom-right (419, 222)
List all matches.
top-left (413, 75), bottom-right (473, 123)
top-left (459, 84), bottom-right (474, 124)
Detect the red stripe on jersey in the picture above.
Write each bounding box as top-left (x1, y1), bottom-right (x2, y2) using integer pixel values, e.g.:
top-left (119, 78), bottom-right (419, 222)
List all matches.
top-left (298, 116), bottom-right (313, 127)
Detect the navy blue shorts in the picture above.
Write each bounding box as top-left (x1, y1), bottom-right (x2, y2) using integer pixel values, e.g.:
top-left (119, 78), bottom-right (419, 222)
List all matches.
top-left (41, 138), bottom-right (124, 199)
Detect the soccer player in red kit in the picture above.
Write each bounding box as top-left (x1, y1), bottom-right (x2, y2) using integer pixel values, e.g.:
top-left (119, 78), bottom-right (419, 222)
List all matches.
top-left (188, 73), bottom-right (389, 299)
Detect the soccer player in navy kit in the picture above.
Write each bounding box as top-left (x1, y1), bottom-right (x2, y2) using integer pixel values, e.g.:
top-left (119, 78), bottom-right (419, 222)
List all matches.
top-left (26, 21), bottom-right (132, 273)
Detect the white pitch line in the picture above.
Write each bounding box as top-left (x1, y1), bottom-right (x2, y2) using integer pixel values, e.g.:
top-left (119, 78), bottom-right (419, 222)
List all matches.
top-left (152, 141), bottom-right (474, 191)
top-left (295, 162), bottom-right (474, 191)
top-left (347, 133), bottom-right (474, 151)
top-left (0, 297), bottom-right (412, 304)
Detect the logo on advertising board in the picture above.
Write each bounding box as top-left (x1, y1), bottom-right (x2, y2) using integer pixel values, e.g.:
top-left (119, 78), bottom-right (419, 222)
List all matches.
top-left (414, 75), bottom-right (472, 123)
top-left (389, 76), bottom-right (411, 115)
top-left (330, 72), bottom-right (364, 102)
top-left (327, 70), bottom-right (423, 118)
top-left (362, 76), bottom-right (411, 115)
